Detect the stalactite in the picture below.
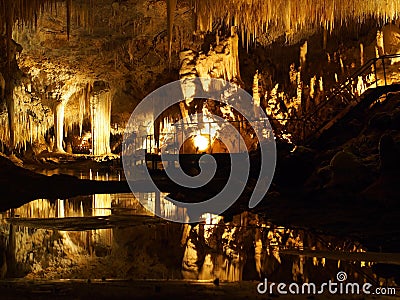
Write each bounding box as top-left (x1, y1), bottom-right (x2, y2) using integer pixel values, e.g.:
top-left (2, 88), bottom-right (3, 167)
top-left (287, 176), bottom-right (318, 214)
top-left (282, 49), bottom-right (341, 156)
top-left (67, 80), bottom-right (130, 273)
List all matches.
top-left (1, 0), bottom-right (94, 43)
top-left (0, 0), bottom-right (95, 151)
top-left (66, 0), bottom-right (72, 40)
top-left (323, 23), bottom-right (328, 50)
top-left (0, 93), bottom-right (53, 152)
top-left (193, 0), bottom-right (400, 47)
top-left (167, 0), bottom-right (178, 65)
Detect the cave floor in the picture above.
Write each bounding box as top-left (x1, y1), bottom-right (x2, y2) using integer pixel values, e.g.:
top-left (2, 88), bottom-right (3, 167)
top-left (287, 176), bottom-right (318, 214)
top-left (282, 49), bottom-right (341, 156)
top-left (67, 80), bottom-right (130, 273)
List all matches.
top-left (0, 279), bottom-right (398, 300)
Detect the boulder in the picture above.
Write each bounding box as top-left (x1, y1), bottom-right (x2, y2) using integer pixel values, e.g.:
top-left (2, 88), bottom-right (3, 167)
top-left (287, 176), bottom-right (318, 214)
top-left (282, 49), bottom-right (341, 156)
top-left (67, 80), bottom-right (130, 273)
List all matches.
top-left (328, 151), bottom-right (370, 189)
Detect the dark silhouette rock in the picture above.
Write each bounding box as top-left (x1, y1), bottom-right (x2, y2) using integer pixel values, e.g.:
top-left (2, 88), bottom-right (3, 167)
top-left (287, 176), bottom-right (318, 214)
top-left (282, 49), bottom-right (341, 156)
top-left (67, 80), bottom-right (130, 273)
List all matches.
top-left (369, 112), bottom-right (392, 130)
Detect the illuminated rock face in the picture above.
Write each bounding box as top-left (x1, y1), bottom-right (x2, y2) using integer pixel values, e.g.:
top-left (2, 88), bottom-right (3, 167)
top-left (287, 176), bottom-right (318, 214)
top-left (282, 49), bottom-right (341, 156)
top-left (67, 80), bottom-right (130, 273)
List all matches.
top-left (0, 50), bottom-right (114, 155)
top-left (0, 37), bottom-right (54, 151)
top-left (179, 28), bottom-right (241, 84)
top-left (0, 0), bottom-right (198, 154)
top-left (1, 0), bottom-right (399, 153)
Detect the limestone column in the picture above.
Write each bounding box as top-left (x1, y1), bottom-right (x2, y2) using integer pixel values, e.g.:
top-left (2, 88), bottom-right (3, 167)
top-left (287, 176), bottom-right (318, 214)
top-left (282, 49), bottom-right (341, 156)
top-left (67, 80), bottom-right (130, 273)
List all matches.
top-left (53, 100), bottom-right (65, 153)
top-left (90, 81), bottom-right (112, 156)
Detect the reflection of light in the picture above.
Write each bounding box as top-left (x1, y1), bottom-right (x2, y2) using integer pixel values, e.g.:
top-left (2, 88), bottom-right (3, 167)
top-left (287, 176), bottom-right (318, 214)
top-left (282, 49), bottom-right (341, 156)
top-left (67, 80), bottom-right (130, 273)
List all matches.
top-left (194, 135), bottom-right (209, 151)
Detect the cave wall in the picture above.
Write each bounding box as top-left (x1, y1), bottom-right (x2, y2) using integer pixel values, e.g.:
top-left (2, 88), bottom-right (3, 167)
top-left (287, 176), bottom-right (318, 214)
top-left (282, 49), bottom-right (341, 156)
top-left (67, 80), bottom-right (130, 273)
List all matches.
top-left (1, 0), bottom-right (400, 154)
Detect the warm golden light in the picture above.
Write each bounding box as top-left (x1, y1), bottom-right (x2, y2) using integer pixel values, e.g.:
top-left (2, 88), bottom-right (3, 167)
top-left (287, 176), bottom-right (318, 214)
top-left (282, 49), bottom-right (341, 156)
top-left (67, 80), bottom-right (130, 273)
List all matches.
top-left (193, 135), bottom-right (209, 152)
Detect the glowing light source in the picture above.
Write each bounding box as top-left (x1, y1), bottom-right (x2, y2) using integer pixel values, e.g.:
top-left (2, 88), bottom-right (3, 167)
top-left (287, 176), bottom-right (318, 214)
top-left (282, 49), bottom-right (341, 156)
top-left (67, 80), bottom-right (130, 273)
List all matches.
top-left (193, 134), bottom-right (209, 152)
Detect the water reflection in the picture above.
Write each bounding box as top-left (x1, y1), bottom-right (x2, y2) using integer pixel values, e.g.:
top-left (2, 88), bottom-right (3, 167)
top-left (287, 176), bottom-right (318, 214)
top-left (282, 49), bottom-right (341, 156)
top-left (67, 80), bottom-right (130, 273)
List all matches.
top-left (3, 192), bottom-right (189, 221)
top-left (0, 195), bottom-right (396, 288)
top-left (38, 168), bottom-right (122, 181)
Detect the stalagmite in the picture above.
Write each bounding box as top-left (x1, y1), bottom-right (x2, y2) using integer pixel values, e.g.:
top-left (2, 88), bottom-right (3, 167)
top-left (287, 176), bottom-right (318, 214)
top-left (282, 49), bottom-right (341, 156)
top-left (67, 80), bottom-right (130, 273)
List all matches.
top-left (356, 76), bottom-right (366, 95)
top-left (295, 73), bottom-right (302, 111)
top-left (253, 71), bottom-right (260, 118)
top-left (377, 30), bottom-right (385, 56)
top-left (289, 63), bottom-right (297, 86)
top-left (319, 77), bottom-right (324, 92)
top-left (310, 76), bottom-right (316, 99)
top-left (54, 101), bottom-right (66, 153)
top-left (340, 57), bottom-right (345, 74)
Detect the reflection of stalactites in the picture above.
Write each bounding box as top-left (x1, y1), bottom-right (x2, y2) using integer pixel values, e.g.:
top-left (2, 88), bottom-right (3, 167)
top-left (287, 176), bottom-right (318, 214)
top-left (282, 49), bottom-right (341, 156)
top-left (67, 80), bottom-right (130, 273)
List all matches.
top-left (254, 229), bottom-right (263, 278)
top-left (92, 194), bottom-right (112, 217)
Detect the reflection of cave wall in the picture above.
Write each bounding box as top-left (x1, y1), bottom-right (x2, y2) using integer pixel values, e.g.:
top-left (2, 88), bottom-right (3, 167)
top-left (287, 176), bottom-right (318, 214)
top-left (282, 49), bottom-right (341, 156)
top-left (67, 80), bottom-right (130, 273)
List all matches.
top-left (180, 212), bottom-right (375, 283)
top-left (0, 204), bottom-right (384, 283)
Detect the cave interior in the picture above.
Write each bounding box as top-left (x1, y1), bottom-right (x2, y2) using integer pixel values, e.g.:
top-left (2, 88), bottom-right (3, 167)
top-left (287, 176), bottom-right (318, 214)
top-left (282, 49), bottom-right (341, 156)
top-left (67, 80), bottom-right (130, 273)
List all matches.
top-left (0, 0), bottom-right (400, 299)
